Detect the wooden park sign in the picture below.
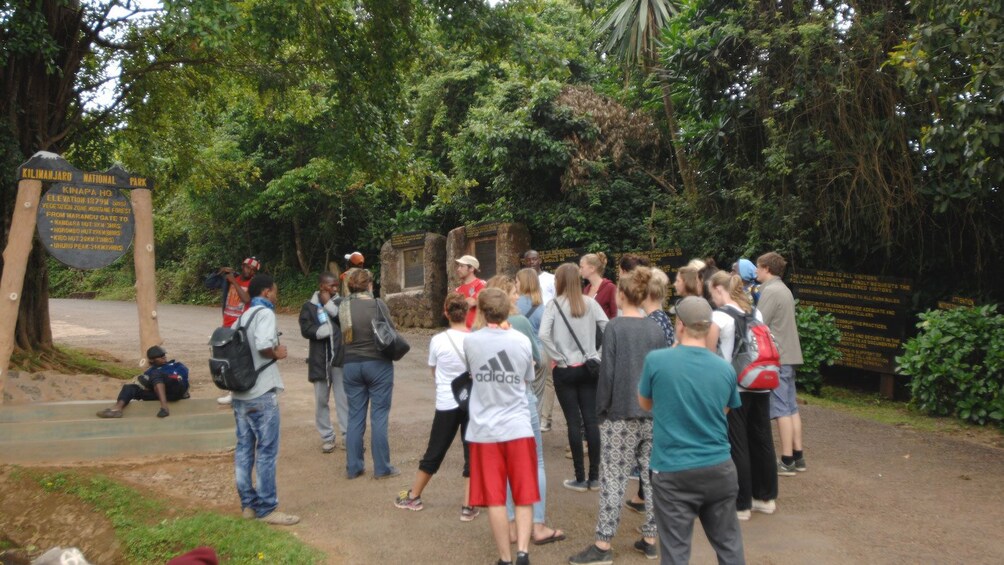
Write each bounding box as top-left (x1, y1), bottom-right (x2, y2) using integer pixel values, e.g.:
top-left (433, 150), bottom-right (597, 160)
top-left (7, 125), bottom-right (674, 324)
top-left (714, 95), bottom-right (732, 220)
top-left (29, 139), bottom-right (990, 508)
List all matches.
top-left (0, 152), bottom-right (162, 399)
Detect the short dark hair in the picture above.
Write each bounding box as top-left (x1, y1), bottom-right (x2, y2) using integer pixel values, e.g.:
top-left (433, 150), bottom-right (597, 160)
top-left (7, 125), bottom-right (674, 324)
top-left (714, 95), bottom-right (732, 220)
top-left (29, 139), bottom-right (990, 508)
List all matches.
top-left (248, 274), bottom-right (275, 298)
top-left (619, 253), bottom-right (650, 273)
top-left (319, 271), bottom-right (336, 283)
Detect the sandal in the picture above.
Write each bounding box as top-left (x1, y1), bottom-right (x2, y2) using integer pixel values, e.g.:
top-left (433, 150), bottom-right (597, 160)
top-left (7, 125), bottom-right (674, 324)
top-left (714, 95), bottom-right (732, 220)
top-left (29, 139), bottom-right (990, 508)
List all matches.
top-left (96, 408), bottom-right (123, 418)
top-left (532, 527), bottom-right (566, 545)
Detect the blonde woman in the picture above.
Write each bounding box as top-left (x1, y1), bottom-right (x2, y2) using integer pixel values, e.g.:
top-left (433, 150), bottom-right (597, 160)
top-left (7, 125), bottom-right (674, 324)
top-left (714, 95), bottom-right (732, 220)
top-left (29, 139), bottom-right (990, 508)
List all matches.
top-left (709, 271), bottom-right (777, 521)
top-left (539, 263), bottom-right (609, 492)
top-left (517, 268), bottom-right (555, 431)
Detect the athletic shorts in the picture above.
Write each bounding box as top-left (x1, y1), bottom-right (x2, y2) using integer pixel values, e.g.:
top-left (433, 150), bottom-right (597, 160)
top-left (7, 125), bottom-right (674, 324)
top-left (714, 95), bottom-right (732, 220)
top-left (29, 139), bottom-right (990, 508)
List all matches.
top-left (469, 437), bottom-right (540, 507)
top-left (769, 365), bottom-right (799, 418)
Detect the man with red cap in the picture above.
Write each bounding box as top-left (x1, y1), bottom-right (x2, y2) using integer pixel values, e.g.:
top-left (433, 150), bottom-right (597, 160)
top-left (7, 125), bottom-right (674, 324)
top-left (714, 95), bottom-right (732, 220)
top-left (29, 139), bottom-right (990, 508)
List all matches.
top-left (206, 256), bottom-right (260, 404)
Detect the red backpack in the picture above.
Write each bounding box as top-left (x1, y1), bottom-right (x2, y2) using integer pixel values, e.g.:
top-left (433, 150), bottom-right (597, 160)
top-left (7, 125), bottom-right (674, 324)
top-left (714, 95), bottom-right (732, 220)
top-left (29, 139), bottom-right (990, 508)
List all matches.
top-left (718, 308), bottom-right (781, 390)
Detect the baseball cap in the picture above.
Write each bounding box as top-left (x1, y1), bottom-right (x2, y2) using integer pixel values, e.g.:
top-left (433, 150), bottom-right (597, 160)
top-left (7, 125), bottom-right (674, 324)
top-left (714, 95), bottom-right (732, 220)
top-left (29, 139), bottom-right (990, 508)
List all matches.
top-left (675, 296), bottom-right (712, 328)
top-left (146, 345), bottom-right (167, 359)
top-left (242, 257), bottom-right (261, 271)
top-left (455, 255), bottom-right (480, 270)
top-left (344, 252), bottom-right (365, 266)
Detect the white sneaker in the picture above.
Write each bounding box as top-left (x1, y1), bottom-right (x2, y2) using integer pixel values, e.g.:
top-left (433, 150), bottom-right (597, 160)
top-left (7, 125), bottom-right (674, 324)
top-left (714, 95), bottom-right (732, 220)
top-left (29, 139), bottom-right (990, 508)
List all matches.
top-left (217, 393), bottom-right (233, 405)
top-left (752, 499), bottom-right (776, 514)
top-left (321, 442), bottom-right (335, 453)
top-left (737, 509), bottom-right (751, 521)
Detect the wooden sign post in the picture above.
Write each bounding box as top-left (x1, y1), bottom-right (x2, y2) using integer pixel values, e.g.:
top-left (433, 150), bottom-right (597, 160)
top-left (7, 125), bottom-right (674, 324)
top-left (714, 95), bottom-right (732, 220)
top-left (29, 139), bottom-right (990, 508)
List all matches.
top-left (0, 152), bottom-right (161, 401)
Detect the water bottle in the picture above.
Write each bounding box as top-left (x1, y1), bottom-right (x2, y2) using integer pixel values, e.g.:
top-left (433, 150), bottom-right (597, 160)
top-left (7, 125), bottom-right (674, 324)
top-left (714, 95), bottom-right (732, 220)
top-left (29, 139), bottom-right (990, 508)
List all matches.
top-left (317, 305), bottom-right (328, 324)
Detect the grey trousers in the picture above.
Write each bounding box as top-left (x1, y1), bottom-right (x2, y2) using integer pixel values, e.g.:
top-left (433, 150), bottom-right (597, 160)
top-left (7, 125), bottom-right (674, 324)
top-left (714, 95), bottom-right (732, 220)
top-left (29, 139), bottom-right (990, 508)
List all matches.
top-left (313, 365), bottom-right (349, 443)
top-left (536, 351), bottom-right (556, 424)
top-left (651, 459), bottom-right (745, 565)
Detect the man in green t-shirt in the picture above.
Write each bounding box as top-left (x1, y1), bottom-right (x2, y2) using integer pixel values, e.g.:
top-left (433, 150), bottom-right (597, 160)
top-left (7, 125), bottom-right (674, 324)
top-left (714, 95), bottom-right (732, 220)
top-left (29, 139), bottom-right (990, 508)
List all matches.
top-left (639, 297), bottom-right (745, 564)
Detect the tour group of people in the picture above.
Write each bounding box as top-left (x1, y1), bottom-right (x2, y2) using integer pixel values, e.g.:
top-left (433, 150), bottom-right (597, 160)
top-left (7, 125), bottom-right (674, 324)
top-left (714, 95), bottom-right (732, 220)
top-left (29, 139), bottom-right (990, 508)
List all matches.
top-left (103, 246), bottom-right (805, 564)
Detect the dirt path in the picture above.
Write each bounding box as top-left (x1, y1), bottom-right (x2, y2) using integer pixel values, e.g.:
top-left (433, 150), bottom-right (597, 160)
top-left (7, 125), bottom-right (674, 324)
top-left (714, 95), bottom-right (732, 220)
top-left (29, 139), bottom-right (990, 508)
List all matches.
top-left (20, 299), bottom-right (1004, 564)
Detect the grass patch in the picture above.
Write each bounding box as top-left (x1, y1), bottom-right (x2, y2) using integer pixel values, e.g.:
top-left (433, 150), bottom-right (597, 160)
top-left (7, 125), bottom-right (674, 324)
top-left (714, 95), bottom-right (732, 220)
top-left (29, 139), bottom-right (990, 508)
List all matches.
top-left (30, 471), bottom-right (323, 564)
top-left (11, 345), bottom-right (137, 379)
top-left (808, 386), bottom-right (1004, 436)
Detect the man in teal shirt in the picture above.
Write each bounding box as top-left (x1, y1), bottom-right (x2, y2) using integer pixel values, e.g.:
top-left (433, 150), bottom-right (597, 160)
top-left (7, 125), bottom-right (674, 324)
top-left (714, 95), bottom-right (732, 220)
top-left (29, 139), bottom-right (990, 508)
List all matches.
top-left (639, 297), bottom-right (744, 564)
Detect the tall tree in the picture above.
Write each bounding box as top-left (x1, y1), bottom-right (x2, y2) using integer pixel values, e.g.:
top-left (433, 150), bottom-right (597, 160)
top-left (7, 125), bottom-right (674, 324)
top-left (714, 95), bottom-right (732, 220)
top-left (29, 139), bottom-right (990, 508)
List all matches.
top-left (594, 0), bottom-right (697, 198)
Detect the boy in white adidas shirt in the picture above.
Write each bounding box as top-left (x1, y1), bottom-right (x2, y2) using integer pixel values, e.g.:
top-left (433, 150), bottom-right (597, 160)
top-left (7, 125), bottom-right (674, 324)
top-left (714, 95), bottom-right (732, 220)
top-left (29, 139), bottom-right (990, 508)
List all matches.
top-left (464, 288), bottom-right (538, 565)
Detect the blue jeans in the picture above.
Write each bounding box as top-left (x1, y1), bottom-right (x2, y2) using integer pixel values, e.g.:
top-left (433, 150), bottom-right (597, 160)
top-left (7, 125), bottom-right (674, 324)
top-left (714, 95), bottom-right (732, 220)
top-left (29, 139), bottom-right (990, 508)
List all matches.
top-left (233, 391), bottom-right (280, 518)
top-left (343, 358), bottom-right (395, 477)
top-left (507, 391), bottom-right (546, 524)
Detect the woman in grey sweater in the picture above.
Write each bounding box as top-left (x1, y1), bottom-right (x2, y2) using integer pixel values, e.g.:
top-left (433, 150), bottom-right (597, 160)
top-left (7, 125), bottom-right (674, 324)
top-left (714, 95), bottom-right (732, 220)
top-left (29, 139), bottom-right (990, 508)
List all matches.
top-left (539, 263), bottom-right (609, 492)
top-left (568, 267), bottom-right (667, 564)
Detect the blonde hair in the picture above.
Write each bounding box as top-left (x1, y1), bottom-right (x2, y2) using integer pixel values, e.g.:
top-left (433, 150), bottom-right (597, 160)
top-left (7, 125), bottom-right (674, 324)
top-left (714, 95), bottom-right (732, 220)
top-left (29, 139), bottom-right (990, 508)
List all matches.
top-left (472, 275), bottom-right (519, 329)
top-left (346, 268), bottom-right (373, 292)
top-left (581, 252), bottom-right (608, 274)
top-left (554, 263), bottom-right (586, 317)
top-left (618, 266), bottom-right (652, 306)
top-left (516, 268), bottom-right (542, 307)
top-left (710, 271), bottom-right (752, 313)
top-left (676, 266), bottom-right (702, 297)
top-left (648, 268), bottom-right (669, 302)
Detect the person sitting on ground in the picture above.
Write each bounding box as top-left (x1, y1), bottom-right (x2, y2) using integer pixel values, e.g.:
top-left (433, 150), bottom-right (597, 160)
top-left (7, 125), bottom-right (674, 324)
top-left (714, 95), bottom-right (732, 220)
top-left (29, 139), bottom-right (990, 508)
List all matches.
top-left (96, 346), bottom-right (189, 419)
top-left (395, 292), bottom-right (478, 521)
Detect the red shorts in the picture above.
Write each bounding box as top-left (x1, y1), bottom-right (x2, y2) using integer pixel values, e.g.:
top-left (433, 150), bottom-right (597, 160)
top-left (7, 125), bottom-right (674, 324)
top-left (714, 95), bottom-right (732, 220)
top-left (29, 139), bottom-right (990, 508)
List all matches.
top-left (469, 437), bottom-right (540, 507)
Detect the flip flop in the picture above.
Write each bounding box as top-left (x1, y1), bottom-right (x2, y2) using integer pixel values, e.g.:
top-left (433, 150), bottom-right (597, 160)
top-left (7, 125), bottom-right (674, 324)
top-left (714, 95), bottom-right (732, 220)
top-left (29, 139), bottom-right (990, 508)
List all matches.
top-left (532, 527), bottom-right (566, 545)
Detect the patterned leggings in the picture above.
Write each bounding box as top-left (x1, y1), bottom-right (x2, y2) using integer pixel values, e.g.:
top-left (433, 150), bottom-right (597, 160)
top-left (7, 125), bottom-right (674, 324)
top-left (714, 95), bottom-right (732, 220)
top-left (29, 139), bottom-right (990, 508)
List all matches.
top-left (596, 419), bottom-right (657, 541)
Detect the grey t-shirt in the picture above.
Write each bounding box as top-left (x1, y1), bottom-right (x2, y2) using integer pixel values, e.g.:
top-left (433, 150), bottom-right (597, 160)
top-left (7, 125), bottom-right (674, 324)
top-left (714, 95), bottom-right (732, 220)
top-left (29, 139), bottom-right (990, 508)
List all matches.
top-left (596, 316), bottom-right (666, 421)
top-left (232, 305), bottom-right (284, 400)
top-left (463, 327), bottom-right (535, 443)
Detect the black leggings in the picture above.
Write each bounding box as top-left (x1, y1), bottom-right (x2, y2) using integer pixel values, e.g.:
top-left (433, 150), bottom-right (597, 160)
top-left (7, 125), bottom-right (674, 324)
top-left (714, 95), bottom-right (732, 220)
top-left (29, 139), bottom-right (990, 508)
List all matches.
top-left (116, 379), bottom-right (187, 407)
top-left (553, 364), bottom-right (600, 482)
top-left (419, 408), bottom-right (470, 477)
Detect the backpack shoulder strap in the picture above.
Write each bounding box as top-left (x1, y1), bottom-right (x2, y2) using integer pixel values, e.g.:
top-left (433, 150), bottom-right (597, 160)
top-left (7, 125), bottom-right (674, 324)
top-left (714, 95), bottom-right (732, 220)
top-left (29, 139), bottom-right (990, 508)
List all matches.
top-left (554, 299), bottom-right (587, 356)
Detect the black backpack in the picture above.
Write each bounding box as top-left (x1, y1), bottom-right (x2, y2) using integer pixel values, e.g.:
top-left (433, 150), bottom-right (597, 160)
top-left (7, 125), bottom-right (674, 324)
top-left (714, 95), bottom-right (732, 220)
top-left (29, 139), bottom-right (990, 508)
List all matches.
top-left (208, 307), bottom-right (276, 392)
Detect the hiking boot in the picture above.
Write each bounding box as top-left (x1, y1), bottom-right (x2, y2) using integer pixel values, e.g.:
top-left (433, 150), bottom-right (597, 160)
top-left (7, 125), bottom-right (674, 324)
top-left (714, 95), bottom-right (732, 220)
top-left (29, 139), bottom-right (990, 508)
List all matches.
top-left (633, 538), bottom-right (658, 560)
top-left (794, 457), bottom-right (808, 472)
top-left (568, 543), bottom-right (613, 565)
top-left (217, 393), bottom-right (232, 405)
top-left (737, 509), bottom-right (752, 521)
top-left (96, 408), bottom-right (122, 419)
top-left (625, 499), bottom-right (645, 514)
top-left (562, 479), bottom-right (589, 493)
top-left (777, 460), bottom-right (797, 476)
top-left (321, 441), bottom-right (335, 453)
top-left (460, 505), bottom-right (480, 521)
top-left (259, 511), bottom-right (300, 526)
top-left (515, 551), bottom-right (530, 565)
top-left (394, 490), bottom-right (423, 511)
top-left (752, 499), bottom-right (776, 514)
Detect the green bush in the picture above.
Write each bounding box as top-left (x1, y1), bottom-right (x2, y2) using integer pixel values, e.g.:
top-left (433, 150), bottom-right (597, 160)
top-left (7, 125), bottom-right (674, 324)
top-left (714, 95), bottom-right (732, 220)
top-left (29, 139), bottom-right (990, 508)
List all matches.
top-left (897, 305), bottom-right (1004, 426)
top-left (795, 304), bottom-right (842, 396)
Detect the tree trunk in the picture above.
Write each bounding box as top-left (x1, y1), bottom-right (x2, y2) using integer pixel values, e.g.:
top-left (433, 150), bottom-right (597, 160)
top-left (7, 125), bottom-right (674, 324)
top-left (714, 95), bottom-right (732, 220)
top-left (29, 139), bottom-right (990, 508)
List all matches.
top-left (1, 1), bottom-right (88, 354)
top-left (292, 217), bottom-right (310, 275)
top-left (659, 81), bottom-right (698, 200)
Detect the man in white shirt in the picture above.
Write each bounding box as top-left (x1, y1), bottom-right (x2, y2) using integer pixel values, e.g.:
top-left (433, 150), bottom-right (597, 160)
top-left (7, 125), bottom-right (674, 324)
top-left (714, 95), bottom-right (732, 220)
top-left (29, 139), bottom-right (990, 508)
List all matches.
top-left (523, 250), bottom-right (555, 304)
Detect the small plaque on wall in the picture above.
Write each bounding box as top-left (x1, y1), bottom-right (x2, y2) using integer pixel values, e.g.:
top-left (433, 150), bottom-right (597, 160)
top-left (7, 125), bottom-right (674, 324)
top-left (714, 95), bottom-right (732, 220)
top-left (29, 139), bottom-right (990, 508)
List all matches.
top-left (474, 239), bottom-right (497, 279)
top-left (403, 248), bottom-right (425, 288)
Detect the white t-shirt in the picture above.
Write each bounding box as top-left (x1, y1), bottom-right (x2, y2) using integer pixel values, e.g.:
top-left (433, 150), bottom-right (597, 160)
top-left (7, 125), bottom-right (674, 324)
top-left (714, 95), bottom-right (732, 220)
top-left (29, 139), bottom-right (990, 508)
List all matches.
top-left (427, 329), bottom-right (469, 411)
top-left (712, 304), bottom-right (765, 393)
top-left (538, 271), bottom-right (556, 304)
top-left (463, 327), bottom-right (535, 443)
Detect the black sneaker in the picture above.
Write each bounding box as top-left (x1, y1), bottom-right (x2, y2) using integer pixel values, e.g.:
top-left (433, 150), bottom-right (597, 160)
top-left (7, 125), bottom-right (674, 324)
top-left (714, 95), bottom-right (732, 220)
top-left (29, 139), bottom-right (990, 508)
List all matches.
top-left (625, 499), bottom-right (645, 514)
top-left (634, 538), bottom-right (658, 560)
top-left (515, 551), bottom-right (530, 565)
top-left (568, 544), bottom-right (613, 565)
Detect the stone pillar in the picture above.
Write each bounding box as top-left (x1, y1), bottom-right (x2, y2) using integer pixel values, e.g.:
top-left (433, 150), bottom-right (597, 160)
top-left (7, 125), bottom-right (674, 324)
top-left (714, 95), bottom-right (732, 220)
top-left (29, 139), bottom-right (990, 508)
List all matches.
top-left (380, 233), bottom-right (447, 328)
top-left (446, 222), bottom-right (530, 288)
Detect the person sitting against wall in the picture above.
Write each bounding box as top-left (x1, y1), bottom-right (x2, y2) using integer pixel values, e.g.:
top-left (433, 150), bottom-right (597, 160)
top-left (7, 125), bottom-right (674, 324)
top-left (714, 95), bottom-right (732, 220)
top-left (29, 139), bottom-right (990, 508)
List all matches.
top-left (96, 346), bottom-right (189, 418)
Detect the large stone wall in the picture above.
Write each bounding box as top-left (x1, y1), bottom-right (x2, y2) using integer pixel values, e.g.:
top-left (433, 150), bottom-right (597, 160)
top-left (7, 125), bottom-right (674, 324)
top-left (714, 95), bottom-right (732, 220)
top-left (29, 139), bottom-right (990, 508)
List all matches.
top-left (446, 222), bottom-right (530, 289)
top-left (380, 232), bottom-right (447, 328)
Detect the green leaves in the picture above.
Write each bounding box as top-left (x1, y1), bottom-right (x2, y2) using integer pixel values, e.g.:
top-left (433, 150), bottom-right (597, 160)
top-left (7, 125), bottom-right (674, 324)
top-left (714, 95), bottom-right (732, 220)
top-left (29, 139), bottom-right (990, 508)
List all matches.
top-left (897, 305), bottom-right (1004, 426)
top-left (795, 305), bottom-right (842, 396)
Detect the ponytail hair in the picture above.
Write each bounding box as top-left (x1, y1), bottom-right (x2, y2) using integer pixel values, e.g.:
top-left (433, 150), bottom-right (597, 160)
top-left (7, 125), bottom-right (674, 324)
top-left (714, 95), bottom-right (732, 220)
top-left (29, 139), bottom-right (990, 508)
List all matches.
top-left (710, 271), bottom-right (752, 313)
top-left (581, 252), bottom-right (607, 274)
top-left (618, 266), bottom-right (652, 307)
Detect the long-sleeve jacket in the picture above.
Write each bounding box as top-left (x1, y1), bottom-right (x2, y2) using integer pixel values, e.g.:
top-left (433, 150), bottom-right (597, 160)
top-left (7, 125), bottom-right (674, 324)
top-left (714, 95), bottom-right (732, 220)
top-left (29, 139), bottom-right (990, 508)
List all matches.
top-left (298, 291), bottom-right (342, 381)
top-left (539, 296), bottom-right (609, 368)
top-left (596, 317), bottom-right (665, 421)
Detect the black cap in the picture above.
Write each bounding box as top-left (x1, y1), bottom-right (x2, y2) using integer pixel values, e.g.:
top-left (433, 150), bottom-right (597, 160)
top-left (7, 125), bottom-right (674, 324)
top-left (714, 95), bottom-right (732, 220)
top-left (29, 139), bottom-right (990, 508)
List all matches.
top-left (146, 345), bottom-right (167, 359)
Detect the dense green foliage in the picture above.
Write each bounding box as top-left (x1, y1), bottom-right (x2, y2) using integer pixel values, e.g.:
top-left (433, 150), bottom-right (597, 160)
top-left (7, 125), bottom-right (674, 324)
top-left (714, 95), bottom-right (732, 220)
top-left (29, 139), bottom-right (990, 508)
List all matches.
top-left (794, 305), bottom-right (842, 396)
top-left (31, 471), bottom-right (323, 564)
top-left (6, 0), bottom-right (1003, 340)
top-left (897, 306), bottom-right (1004, 426)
